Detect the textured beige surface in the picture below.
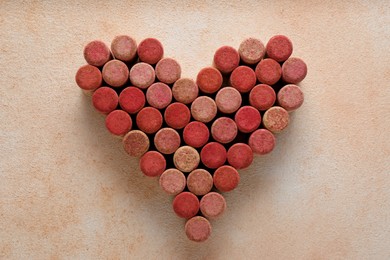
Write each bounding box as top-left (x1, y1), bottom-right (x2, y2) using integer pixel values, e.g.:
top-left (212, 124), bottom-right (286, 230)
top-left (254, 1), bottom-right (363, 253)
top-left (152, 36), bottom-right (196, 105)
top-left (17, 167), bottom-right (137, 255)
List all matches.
top-left (1, 1), bottom-right (390, 259)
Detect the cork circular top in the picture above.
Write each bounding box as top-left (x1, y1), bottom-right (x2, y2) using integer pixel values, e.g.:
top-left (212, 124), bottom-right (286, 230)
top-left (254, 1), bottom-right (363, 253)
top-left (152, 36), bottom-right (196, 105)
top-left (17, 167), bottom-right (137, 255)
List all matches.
top-left (248, 129), bottom-right (276, 155)
top-left (146, 82), bottom-right (172, 109)
top-left (123, 130), bottom-right (150, 157)
top-left (255, 58), bottom-right (282, 86)
top-left (139, 151), bottom-right (166, 177)
top-left (173, 146), bottom-right (200, 173)
top-left (136, 107), bottom-right (163, 134)
top-left (213, 46), bottom-right (240, 74)
top-left (185, 216), bottom-right (212, 242)
top-left (238, 37), bottom-right (265, 65)
top-left (266, 35), bottom-right (293, 62)
top-left (277, 84), bottom-right (304, 111)
top-left (137, 38), bottom-right (164, 65)
top-left (281, 57), bottom-right (308, 84)
top-left (83, 40), bottom-right (111, 67)
top-left (92, 87), bottom-right (118, 114)
top-left (249, 84), bottom-right (276, 111)
top-left (191, 96), bottom-right (217, 123)
top-left (200, 142), bottom-right (227, 169)
top-left (75, 65), bottom-right (102, 91)
top-left (129, 62), bottom-right (155, 89)
top-left (211, 117), bottom-right (238, 144)
top-left (230, 66), bottom-right (257, 93)
top-left (196, 67), bottom-right (223, 94)
top-left (227, 143), bottom-right (254, 169)
top-left (213, 165), bottom-right (240, 192)
top-left (215, 87), bottom-right (242, 114)
top-left (111, 35), bottom-right (137, 62)
top-left (263, 106), bottom-right (289, 133)
top-left (102, 60), bottom-right (129, 87)
top-left (164, 102), bottom-right (191, 130)
top-left (172, 78), bottom-right (199, 104)
top-left (234, 106), bottom-right (261, 133)
top-left (105, 110), bottom-right (132, 136)
top-left (183, 121), bottom-right (210, 148)
top-left (155, 57), bottom-right (181, 84)
top-left (119, 87), bottom-right (146, 114)
top-left (187, 169), bottom-right (213, 196)
top-left (154, 128), bottom-right (181, 154)
top-left (159, 168), bottom-right (186, 196)
top-left (200, 192), bottom-right (226, 219)
top-left (172, 192), bottom-right (200, 219)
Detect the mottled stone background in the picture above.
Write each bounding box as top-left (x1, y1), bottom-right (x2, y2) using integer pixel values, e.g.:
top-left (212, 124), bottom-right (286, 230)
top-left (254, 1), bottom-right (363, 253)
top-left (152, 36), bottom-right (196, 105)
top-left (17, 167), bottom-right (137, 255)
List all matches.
top-left (0, 1), bottom-right (389, 259)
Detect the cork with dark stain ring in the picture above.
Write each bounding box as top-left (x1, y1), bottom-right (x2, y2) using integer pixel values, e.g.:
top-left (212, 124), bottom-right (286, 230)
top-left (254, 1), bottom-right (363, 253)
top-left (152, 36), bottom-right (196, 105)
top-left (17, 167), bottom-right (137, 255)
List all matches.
top-left (119, 87), bottom-right (145, 114)
top-left (146, 82), bottom-right (172, 109)
top-left (183, 121), bottom-right (210, 148)
top-left (230, 66), bottom-right (257, 93)
top-left (172, 191), bottom-right (200, 219)
top-left (191, 96), bottom-right (217, 123)
top-left (227, 143), bottom-right (254, 169)
top-left (154, 128), bottom-right (181, 155)
top-left (211, 117), bottom-right (238, 144)
top-left (196, 67), bottom-right (223, 94)
top-left (215, 87), bottom-right (242, 114)
top-left (139, 151), bottom-right (166, 177)
top-left (185, 216), bottom-right (212, 242)
top-left (136, 107), bottom-right (163, 134)
top-left (238, 37), bottom-right (265, 65)
top-left (105, 110), bottom-right (132, 136)
top-left (75, 65), bottom-right (102, 92)
top-left (277, 84), bottom-right (304, 111)
top-left (248, 129), bottom-right (276, 155)
top-left (255, 58), bottom-right (282, 85)
top-left (173, 146), bottom-right (200, 173)
top-left (213, 46), bottom-right (240, 74)
top-left (281, 57), bottom-right (307, 84)
top-left (155, 58), bottom-right (181, 84)
top-left (129, 62), bottom-right (155, 89)
top-left (187, 169), bottom-right (213, 196)
top-left (200, 192), bottom-right (226, 219)
top-left (234, 106), bottom-right (261, 133)
top-left (172, 78), bottom-right (199, 104)
top-left (123, 130), bottom-right (150, 157)
top-left (111, 35), bottom-right (137, 62)
top-left (213, 165), bottom-right (240, 192)
top-left (200, 142), bottom-right (227, 169)
top-left (102, 60), bottom-right (129, 87)
top-left (92, 87), bottom-right (118, 114)
top-left (83, 40), bottom-right (111, 67)
top-left (266, 35), bottom-right (293, 62)
top-left (164, 102), bottom-right (191, 130)
top-left (159, 168), bottom-right (186, 195)
top-left (263, 106), bottom-right (289, 133)
top-left (249, 84), bottom-right (276, 111)
top-left (137, 38), bottom-right (164, 65)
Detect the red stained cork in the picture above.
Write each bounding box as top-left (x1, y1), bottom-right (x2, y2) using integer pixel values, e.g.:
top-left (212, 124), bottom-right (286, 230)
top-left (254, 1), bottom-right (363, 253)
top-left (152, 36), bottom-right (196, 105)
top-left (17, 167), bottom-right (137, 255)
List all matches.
top-left (211, 117), bottom-right (238, 144)
top-left (185, 216), bottom-right (212, 242)
top-left (139, 151), bottom-right (166, 177)
top-left (248, 129), bottom-right (276, 155)
top-left (129, 62), bottom-right (155, 89)
top-left (173, 146), bottom-right (200, 173)
top-left (215, 87), bottom-right (242, 114)
top-left (187, 169), bottom-right (213, 196)
top-left (234, 106), bottom-right (261, 133)
top-left (191, 96), bottom-right (217, 123)
top-left (164, 102), bottom-right (191, 129)
top-left (281, 57), bottom-right (307, 84)
top-left (146, 82), bottom-right (172, 109)
top-left (200, 192), bottom-right (226, 219)
top-left (200, 142), bottom-right (227, 169)
top-left (173, 192), bottom-right (200, 219)
top-left (227, 143), bottom-right (254, 169)
top-left (172, 78), bottom-right (199, 104)
top-left (83, 40), bottom-right (111, 67)
top-left (183, 121), bottom-right (210, 148)
top-left (263, 106), bottom-right (289, 133)
top-left (154, 128), bottom-right (181, 155)
top-left (249, 84), bottom-right (276, 111)
top-left (102, 60), bottom-right (129, 87)
top-left (119, 87), bottom-right (145, 114)
top-left (196, 67), bottom-right (223, 94)
top-left (230, 66), bottom-right (257, 93)
top-left (111, 35), bottom-right (137, 62)
top-left (75, 65), bottom-right (102, 92)
top-left (255, 58), bottom-right (282, 85)
top-left (238, 37), bottom-right (265, 65)
top-left (213, 165), bottom-right (240, 192)
top-left (155, 58), bottom-right (181, 84)
top-left (213, 46), bottom-right (240, 74)
top-left (92, 87), bottom-right (118, 114)
top-left (266, 35), bottom-right (293, 62)
top-left (123, 130), bottom-right (150, 157)
top-left (137, 38), bottom-right (164, 65)
top-left (159, 168), bottom-right (186, 195)
top-left (136, 107), bottom-right (163, 134)
top-left (105, 110), bottom-right (132, 136)
top-left (277, 84), bottom-right (304, 111)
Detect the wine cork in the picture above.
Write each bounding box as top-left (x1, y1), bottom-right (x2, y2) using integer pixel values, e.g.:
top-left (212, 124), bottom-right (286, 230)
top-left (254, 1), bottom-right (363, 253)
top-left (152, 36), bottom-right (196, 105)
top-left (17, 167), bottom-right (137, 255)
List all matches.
top-left (111, 35), bottom-right (137, 62)
top-left (136, 107), bottom-right (163, 134)
top-left (155, 58), bottom-right (181, 84)
top-left (249, 84), bottom-right (276, 111)
top-left (234, 106), bottom-right (261, 133)
top-left (119, 87), bottom-right (145, 114)
top-left (185, 216), bottom-right (212, 242)
top-left (173, 146), bottom-right (200, 173)
top-left (213, 46), bottom-right (240, 74)
top-left (139, 151), bottom-right (166, 177)
top-left (105, 110), bottom-right (132, 136)
top-left (277, 84), bottom-right (304, 111)
top-left (215, 87), bottom-right (242, 114)
top-left (281, 57), bottom-right (308, 84)
top-left (227, 143), bottom-right (254, 169)
top-left (263, 106), bottom-right (289, 133)
top-left (154, 128), bottom-right (181, 154)
top-left (191, 96), bottom-right (217, 123)
top-left (200, 192), bottom-right (226, 219)
top-left (213, 165), bottom-right (240, 192)
top-left (123, 130), bottom-right (150, 157)
top-left (146, 82), bottom-right (172, 109)
top-left (137, 38), bottom-right (164, 65)
top-left (248, 129), bottom-right (276, 155)
top-left (187, 169), bottom-right (213, 196)
top-left (159, 168), bottom-right (186, 195)
top-left (255, 58), bottom-right (282, 85)
top-left (164, 102), bottom-right (191, 129)
top-left (211, 117), bottom-right (238, 144)
top-left (196, 67), bottom-right (223, 94)
top-left (172, 192), bottom-right (200, 219)
top-left (266, 35), bottom-right (293, 62)
top-left (230, 66), bottom-right (257, 93)
top-left (172, 78), bottom-right (199, 104)
top-left (83, 40), bottom-right (111, 67)
top-left (129, 62), bottom-right (155, 89)
top-left (200, 142), bottom-right (227, 169)
top-left (183, 121), bottom-right (210, 148)
top-left (75, 64), bottom-right (102, 92)
top-left (92, 87), bottom-right (118, 114)
top-left (238, 37), bottom-right (265, 65)
top-left (102, 60), bottom-right (129, 87)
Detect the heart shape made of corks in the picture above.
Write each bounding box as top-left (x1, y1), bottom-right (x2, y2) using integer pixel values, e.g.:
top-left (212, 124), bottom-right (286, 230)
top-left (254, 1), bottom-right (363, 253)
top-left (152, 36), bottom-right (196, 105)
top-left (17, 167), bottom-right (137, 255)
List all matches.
top-left (75, 35), bottom-right (307, 242)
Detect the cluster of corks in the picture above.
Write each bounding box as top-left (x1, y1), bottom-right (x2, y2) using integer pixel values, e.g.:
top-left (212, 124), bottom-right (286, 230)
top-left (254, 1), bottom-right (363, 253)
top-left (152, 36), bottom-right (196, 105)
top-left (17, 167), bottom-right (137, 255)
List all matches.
top-left (75, 34), bottom-right (307, 242)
